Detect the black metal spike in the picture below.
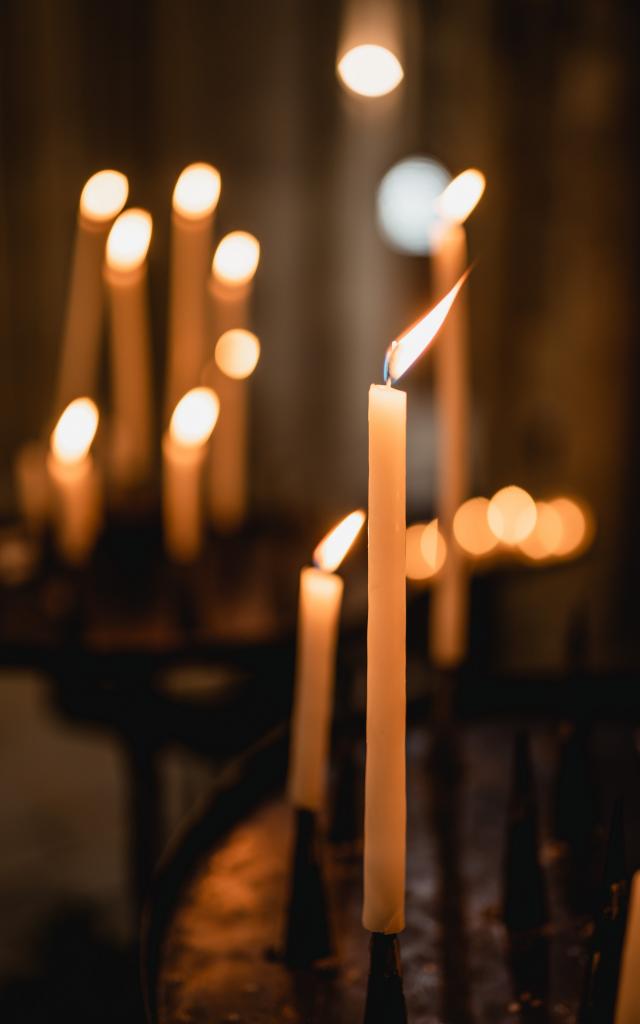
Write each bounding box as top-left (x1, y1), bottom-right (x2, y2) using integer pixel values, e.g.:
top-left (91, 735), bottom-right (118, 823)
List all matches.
top-left (503, 731), bottom-right (548, 933)
top-left (363, 932), bottom-right (408, 1024)
top-left (284, 808), bottom-right (334, 967)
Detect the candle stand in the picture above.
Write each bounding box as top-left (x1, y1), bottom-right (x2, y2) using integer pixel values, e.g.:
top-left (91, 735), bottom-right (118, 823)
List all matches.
top-left (363, 932), bottom-right (407, 1024)
top-left (284, 808), bottom-right (334, 966)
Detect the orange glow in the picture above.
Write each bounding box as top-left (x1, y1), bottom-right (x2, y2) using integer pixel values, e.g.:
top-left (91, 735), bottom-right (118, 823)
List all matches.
top-left (79, 170), bottom-right (129, 222)
top-left (105, 209), bottom-right (152, 272)
top-left (453, 497), bottom-right (497, 557)
top-left (385, 270), bottom-right (469, 384)
top-left (169, 387), bottom-right (219, 448)
top-left (406, 521), bottom-right (447, 580)
top-left (212, 231), bottom-right (260, 286)
top-left (337, 44), bottom-right (404, 98)
top-left (172, 163), bottom-right (221, 220)
top-left (313, 509), bottom-right (366, 573)
top-left (518, 501), bottom-right (563, 560)
top-left (488, 486), bottom-right (537, 545)
top-left (436, 169), bottom-right (486, 225)
top-left (214, 329), bottom-right (261, 380)
top-left (548, 497), bottom-right (592, 557)
top-left (51, 398), bottom-right (99, 465)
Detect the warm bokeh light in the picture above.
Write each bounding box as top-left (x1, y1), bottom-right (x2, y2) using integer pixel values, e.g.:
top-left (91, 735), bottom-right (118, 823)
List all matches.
top-left (488, 486), bottom-right (537, 545)
top-left (105, 209), bottom-right (152, 272)
top-left (436, 169), bottom-right (486, 225)
top-left (172, 163), bottom-right (221, 220)
top-left (79, 170), bottom-right (129, 223)
top-left (385, 270), bottom-right (469, 384)
top-left (453, 497), bottom-right (498, 557)
top-left (518, 501), bottom-right (564, 560)
top-left (406, 521), bottom-right (447, 581)
top-left (169, 387), bottom-right (220, 448)
top-left (548, 497), bottom-right (592, 557)
top-left (337, 44), bottom-right (404, 98)
top-left (51, 398), bottom-right (99, 465)
top-left (212, 231), bottom-right (261, 286)
top-left (215, 330), bottom-right (261, 380)
top-left (376, 156), bottom-right (451, 256)
top-left (313, 509), bottom-right (366, 573)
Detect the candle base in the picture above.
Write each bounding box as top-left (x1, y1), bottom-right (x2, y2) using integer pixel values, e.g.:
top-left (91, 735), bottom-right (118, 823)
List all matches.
top-left (503, 732), bottom-right (547, 933)
top-left (283, 808), bottom-right (333, 967)
top-left (363, 932), bottom-right (407, 1024)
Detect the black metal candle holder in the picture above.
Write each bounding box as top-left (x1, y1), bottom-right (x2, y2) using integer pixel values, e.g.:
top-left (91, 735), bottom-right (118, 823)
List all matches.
top-left (363, 932), bottom-right (408, 1024)
top-left (283, 807), bottom-right (334, 967)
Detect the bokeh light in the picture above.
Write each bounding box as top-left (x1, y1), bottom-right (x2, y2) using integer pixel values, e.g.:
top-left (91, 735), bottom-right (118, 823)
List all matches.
top-left (337, 44), bottom-right (403, 98)
top-left (79, 170), bottom-right (129, 223)
top-left (169, 387), bottom-right (220, 448)
top-left (488, 486), bottom-right (537, 545)
top-left (51, 398), bottom-right (99, 465)
top-left (215, 330), bottom-right (261, 380)
top-left (453, 497), bottom-right (498, 557)
top-left (105, 209), bottom-right (153, 272)
top-left (212, 231), bottom-right (261, 286)
top-left (172, 163), bottom-right (221, 220)
top-left (406, 521), bottom-right (447, 581)
top-left (376, 156), bottom-right (451, 255)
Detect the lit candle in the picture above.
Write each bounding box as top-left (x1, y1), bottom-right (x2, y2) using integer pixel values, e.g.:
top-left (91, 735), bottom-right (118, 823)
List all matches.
top-left (288, 510), bottom-right (365, 812)
top-left (207, 329), bottom-right (261, 532)
top-left (336, 0), bottom-right (404, 99)
top-left (54, 170), bottom-right (128, 415)
top-left (210, 230), bottom-right (260, 337)
top-left (47, 398), bottom-right (101, 565)
top-left (162, 386), bottom-right (219, 563)
top-left (615, 871), bottom-right (640, 1024)
top-left (165, 163), bottom-right (221, 417)
top-left (364, 276), bottom-right (466, 936)
top-left (429, 169), bottom-right (485, 668)
top-left (104, 208), bottom-right (154, 491)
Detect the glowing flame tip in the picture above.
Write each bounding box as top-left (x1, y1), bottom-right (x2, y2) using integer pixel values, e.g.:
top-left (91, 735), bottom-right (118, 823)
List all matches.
top-left (313, 509), bottom-right (366, 572)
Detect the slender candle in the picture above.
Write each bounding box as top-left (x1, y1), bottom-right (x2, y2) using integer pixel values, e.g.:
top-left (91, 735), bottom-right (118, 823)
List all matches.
top-left (364, 275), bottom-right (467, 936)
top-left (288, 510), bottom-right (365, 812)
top-left (615, 871), bottom-right (640, 1023)
top-left (165, 163), bottom-right (221, 418)
top-left (47, 398), bottom-right (101, 564)
top-left (14, 442), bottom-right (50, 534)
top-left (429, 169), bottom-right (485, 668)
top-left (162, 386), bottom-right (220, 563)
top-left (54, 170), bottom-right (128, 415)
top-left (104, 208), bottom-right (154, 491)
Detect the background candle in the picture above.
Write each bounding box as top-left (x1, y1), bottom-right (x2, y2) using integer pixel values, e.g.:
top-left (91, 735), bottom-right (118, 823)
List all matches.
top-left (210, 230), bottom-right (261, 338)
top-left (163, 386), bottom-right (219, 563)
top-left (14, 441), bottom-right (51, 535)
top-left (165, 163), bottom-right (221, 418)
top-left (614, 871), bottom-right (640, 1023)
top-left (53, 170), bottom-right (129, 416)
top-left (429, 169), bottom-right (485, 669)
top-left (288, 510), bottom-right (365, 812)
top-left (206, 329), bottom-right (260, 532)
top-left (104, 208), bottom-right (154, 492)
top-left (47, 398), bottom-right (101, 565)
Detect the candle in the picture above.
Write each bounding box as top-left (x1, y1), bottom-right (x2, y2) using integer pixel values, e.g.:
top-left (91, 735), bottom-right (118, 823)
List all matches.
top-left (165, 163), bottom-right (221, 417)
top-left (210, 230), bottom-right (261, 337)
top-left (14, 442), bottom-right (51, 534)
top-left (162, 386), bottom-right (220, 563)
top-left (615, 871), bottom-right (640, 1023)
top-left (207, 329), bottom-right (261, 532)
top-left (364, 276), bottom-right (467, 936)
top-left (47, 398), bottom-right (101, 564)
top-left (429, 169), bottom-right (485, 668)
top-left (336, 0), bottom-right (404, 99)
top-left (104, 208), bottom-right (154, 491)
top-left (54, 170), bottom-right (128, 416)
top-left (288, 510), bottom-right (365, 812)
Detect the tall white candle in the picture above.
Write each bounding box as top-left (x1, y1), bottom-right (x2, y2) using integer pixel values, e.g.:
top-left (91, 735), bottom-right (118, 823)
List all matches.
top-left (162, 387), bottom-right (219, 563)
top-left (429, 169), bottom-right (485, 668)
top-left (104, 208), bottom-right (154, 491)
top-left (363, 277), bottom-right (467, 936)
top-left (615, 871), bottom-right (640, 1024)
top-left (54, 170), bottom-right (128, 415)
top-left (47, 398), bottom-right (101, 565)
top-left (288, 511), bottom-right (365, 812)
top-left (165, 163), bottom-right (221, 418)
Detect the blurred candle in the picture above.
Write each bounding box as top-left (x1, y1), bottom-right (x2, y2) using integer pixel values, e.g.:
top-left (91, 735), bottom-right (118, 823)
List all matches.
top-left (364, 277), bottom-right (466, 936)
top-left (207, 329), bottom-right (260, 532)
top-left (429, 169), bottom-right (485, 668)
top-left (54, 170), bottom-right (129, 415)
top-left (288, 510), bottom-right (365, 812)
top-left (47, 398), bottom-right (101, 564)
top-left (336, 0), bottom-right (404, 99)
top-left (615, 871), bottom-right (640, 1024)
top-left (210, 230), bottom-right (260, 337)
top-left (104, 208), bottom-right (154, 491)
top-left (14, 442), bottom-right (51, 534)
top-left (162, 386), bottom-right (219, 563)
top-left (166, 163), bottom-right (221, 417)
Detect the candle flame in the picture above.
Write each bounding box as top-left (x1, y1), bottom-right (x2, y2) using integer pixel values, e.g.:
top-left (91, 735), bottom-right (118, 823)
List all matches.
top-left (215, 329), bottom-right (261, 380)
top-left (51, 398), bottom-right (99, 465)
top-left (79, 170), bottom-right (129, 223)
top-left (212, 231), bottom-right (261, 286)
top-left (169, 387), bottom-right (220, 448)
top-left (172, 163), bottom-right (221, 220)
top-left (384, 270), bottom-right (470, 384)
top-left (313, 509), bottom-right (365, 573)
top-left (436, 169), bottom-right (485, 225)
top-left (337, 44), bottom-right (404, 98)
top-left (106, 209), bottom-right (152, 272)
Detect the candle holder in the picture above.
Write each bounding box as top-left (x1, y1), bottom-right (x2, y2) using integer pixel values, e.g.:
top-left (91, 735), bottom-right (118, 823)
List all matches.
top-left (363, 932), bottom-right (407, 1024)
top-left (283, 808), bottom-right (334, 967)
